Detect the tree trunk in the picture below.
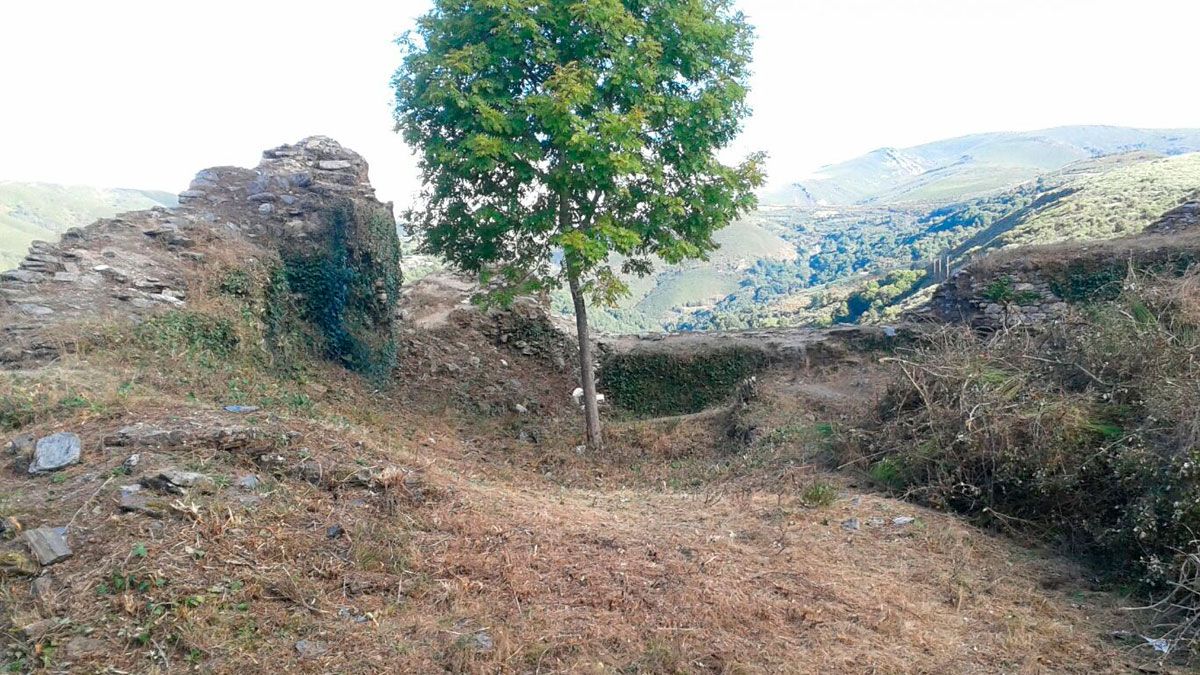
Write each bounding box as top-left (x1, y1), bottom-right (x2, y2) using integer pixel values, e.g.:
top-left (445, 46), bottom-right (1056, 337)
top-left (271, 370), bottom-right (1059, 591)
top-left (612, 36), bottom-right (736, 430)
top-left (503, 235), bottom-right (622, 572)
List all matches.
top-left (568, 272), bottom-right (603, 450)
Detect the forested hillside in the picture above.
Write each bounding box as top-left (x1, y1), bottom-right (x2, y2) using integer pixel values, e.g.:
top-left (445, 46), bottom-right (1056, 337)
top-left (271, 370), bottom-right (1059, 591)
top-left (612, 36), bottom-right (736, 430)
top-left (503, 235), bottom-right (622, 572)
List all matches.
top-left (600, 150), bottom-right (1200, 332)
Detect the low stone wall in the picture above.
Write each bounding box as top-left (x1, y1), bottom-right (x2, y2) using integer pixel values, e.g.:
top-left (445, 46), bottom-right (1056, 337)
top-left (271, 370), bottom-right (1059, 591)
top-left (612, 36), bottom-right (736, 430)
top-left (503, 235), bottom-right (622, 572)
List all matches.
top-left (925, 234), bottom-right (1200, 329)
top-left (597, 325), bottom-right (914, 416)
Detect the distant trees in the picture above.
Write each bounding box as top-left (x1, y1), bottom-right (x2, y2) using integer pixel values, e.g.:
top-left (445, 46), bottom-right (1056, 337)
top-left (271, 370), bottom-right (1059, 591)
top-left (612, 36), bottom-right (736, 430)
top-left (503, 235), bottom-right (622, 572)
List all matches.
top-left (832, 269), bottom-right (925, 323)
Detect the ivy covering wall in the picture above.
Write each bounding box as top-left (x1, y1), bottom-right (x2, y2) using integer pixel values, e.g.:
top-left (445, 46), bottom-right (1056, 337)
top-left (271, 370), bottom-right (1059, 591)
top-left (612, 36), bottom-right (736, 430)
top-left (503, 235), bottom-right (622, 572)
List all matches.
top-left (281, 200), bottom-right (401, 378)
top-left (599, 346), bottom-right (769, 417)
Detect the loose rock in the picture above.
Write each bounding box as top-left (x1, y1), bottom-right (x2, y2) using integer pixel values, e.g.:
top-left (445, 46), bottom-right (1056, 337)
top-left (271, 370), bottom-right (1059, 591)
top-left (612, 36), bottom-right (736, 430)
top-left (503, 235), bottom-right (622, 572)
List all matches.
top-left (0, 550), bottom-right (39, 578)
top-left (224, 405), bottom-right (260, 414)
top-left (64, 637), bottom-right (107, 660)
top-left (23, 526), bottom-right (72, 565)
top-left (295, 639), bottom-right (328, 658)
top-left (6, 433), bottom-right (35, 457)
top-left (140, 469), bottom-right (214, 495)
top-left (28, 432), bottom-right (82, 475)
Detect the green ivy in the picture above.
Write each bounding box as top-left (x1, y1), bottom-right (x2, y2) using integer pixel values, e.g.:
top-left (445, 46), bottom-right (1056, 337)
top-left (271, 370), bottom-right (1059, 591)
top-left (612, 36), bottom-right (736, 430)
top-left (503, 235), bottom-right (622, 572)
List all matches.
top-left (981, 276), bottom-right (1042, 305)
top-left (281, 200), bottom-right (400, 379)
top-left (600, 346), bottom-right (768, 416)
top-left (1047, 262), bottom-right (1127, 303)
top-left (135, 312), bottom-right (239, 357)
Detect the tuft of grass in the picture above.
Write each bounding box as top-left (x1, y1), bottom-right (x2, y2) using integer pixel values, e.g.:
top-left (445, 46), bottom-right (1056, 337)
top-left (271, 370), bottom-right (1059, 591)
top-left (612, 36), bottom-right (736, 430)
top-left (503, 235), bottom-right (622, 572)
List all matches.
top-left (800, 482), bottom-right (838, 508)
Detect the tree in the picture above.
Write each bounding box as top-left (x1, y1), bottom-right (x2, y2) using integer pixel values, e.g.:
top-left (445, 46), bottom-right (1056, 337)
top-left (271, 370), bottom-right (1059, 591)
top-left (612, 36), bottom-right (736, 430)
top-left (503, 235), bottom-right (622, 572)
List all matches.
top-left (393, 0), bottom-right (764, 449)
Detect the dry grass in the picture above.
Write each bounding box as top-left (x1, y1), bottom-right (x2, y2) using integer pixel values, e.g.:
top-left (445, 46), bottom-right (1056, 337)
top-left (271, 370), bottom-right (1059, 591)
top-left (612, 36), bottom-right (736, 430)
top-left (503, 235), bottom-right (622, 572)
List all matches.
top-left (0, 303), bottom-right (1147, 673)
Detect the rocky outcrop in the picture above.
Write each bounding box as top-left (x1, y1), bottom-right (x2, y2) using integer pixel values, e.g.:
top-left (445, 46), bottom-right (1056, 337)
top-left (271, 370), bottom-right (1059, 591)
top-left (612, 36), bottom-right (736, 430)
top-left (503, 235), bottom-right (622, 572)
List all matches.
top-left (1145, 197), bottom-right (1200, 236)
top-left (0, 137), bottom-right (401, 373)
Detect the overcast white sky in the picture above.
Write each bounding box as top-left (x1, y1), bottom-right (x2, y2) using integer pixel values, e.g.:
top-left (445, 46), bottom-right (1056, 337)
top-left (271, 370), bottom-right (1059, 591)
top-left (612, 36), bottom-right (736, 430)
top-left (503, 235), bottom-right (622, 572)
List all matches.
top-left (1, 0), bottom-right (1198, 204)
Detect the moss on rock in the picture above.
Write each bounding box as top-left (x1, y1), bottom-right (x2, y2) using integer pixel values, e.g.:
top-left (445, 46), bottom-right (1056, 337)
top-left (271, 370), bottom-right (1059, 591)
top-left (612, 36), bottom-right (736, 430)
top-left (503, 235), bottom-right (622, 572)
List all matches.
top-left (281, 200), bottom-right (401, 378)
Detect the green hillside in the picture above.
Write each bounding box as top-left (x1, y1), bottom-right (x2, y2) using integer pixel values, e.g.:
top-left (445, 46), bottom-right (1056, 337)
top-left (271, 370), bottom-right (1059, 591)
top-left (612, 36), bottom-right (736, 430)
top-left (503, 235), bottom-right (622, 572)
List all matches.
top-left (993, 153), bottom-right (1200, 247)
top-left (0, 182), bottom-right (177, 269)
top-left (768, 125), bottom-right (1200, 207)
top-left (681, 151), bottom-right (1200, 330)
top-left (551, 217), bottom-right (798, 333)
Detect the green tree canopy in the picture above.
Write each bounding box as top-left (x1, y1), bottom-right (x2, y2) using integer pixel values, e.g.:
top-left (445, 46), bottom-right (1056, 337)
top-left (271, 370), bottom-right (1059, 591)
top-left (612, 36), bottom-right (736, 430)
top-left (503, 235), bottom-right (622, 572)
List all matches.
top-left (393, 0), bottom-right (763, 302)
top-left (393, 0), bottom-right (764, 447)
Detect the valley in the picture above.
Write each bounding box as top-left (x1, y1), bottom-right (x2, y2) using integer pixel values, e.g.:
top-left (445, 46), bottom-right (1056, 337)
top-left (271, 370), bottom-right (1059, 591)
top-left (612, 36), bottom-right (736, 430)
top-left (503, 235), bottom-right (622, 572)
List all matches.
top-left (568, 128), bottom-right (1200, 333)
top-left (0, 183), bottom-right (176, 271)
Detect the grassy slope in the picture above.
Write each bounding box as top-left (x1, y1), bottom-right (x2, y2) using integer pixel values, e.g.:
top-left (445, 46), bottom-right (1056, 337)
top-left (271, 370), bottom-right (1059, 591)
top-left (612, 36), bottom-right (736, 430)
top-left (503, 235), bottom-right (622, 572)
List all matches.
top-left (1000, 153), bottom-right (1200, 247)
top-left (0, 182), bottom-right (177, 269)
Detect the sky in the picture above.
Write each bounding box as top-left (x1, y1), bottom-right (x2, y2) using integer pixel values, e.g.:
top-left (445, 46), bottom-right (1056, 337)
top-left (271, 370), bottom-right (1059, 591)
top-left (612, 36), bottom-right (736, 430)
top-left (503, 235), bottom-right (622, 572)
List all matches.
top-left (1, 0), bottom-right (1198, 205)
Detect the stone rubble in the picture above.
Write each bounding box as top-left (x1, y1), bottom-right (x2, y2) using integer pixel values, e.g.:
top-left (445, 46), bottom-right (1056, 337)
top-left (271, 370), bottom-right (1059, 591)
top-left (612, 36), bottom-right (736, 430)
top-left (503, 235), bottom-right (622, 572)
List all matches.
top-left (23, 526), bottom-right (72, 566)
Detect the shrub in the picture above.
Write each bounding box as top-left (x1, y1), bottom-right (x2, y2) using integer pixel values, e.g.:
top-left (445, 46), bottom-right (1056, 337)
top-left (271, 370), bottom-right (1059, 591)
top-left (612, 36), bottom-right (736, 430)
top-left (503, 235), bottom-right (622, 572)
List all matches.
top-left (800, 482), bottom-right (839, 508)
top-left (843, 269), bottom-right (1200, 645)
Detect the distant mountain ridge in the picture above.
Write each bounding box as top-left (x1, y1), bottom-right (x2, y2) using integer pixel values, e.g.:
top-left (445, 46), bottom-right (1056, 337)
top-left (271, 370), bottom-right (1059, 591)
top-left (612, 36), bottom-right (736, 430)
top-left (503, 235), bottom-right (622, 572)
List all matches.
top-left (768, 125), bottom-right (1200, 207)
top-left (0, 182), bottom-right (177, 269)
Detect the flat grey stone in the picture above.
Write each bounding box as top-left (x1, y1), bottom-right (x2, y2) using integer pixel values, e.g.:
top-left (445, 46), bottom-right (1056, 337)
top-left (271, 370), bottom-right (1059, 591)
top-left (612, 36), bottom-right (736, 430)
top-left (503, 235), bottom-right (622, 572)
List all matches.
top-left (118, 484), bottom-right (166, 518)
top-left (295, 639), bottom-right (327, 658)
top-left (28, 432), bottom-right (81, 474)
top-left (150, 293), bottom-right (185, 307)
top-left (140, 469), bottom-right (213, 494)
top-left (317, 160), bottom-right (352, 170)
top-left (16, 304), bottom-right (54, 316)
top-left (224, 405), bottom-right (260, 414)
top-left (2, 270), bottom-right (43, 283)
top-left (235, 474), bottom-right (260, 490)
top-left (23, 526), bottom-right (72, 565)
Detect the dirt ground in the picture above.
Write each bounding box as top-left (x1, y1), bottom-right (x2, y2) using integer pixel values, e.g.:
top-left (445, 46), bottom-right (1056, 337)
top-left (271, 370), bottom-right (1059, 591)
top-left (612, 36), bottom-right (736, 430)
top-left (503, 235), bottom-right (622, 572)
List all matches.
top-left (1, 311), bottom-right (1172, 674)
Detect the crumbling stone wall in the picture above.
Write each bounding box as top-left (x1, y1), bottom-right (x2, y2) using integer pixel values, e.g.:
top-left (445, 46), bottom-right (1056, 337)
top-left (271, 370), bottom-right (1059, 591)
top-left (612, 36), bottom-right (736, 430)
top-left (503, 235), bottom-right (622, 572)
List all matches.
top-left (925, 235), bottom-right (1200, 329)
top-left (0, 137), bottom-right (402, 375)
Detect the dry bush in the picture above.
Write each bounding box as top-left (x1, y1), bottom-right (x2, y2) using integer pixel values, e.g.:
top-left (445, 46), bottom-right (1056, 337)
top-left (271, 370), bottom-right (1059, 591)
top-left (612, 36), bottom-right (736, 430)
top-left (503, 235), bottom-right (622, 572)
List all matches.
top-left (844, 269), bottom-right (1200, 653)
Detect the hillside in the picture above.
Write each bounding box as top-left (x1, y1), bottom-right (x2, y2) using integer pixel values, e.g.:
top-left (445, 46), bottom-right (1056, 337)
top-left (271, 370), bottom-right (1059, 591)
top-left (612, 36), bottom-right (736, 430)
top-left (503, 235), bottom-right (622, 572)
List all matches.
top-left (0, 182), bottom-right (177, 270)
top-left (767, 125), bottom-right (1200, 207)
top-left (3, 137), bottom-right (1170, 672)
top-left (541, 128), bottom-right (1200, 334)
top-left (680, 151), bottom-right (1200, 330)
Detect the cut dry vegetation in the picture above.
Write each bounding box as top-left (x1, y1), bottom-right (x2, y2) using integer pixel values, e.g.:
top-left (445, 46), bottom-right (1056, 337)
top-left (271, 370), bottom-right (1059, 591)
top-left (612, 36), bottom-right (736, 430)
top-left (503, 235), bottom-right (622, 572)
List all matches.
top-left (0, 290), bottom-right (1147, 673)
